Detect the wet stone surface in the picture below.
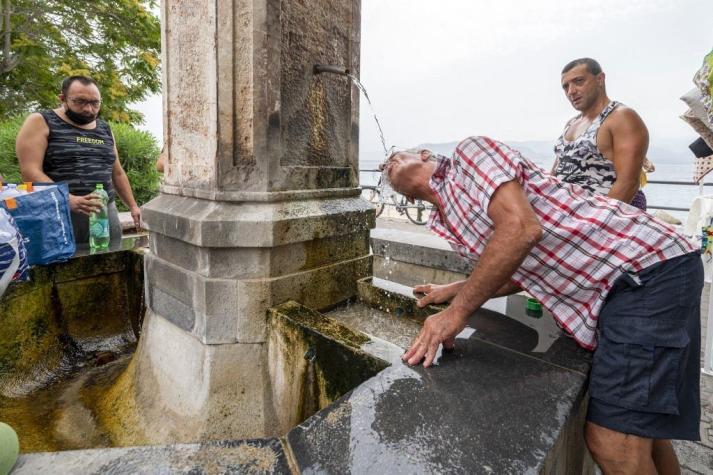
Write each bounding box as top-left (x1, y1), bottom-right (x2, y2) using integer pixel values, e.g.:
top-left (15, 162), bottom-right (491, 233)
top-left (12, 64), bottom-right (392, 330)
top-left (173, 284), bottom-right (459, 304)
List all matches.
top-left (326, 301), bottom-right (421, 349)
top-left (13, 438), bottom-right (291, 475)
top-left (308, 280), bottom-right (593, 473)
top-left (287, 336), bottom-right (587, 474)
top-left (464, 307), bottom-right (592, 375)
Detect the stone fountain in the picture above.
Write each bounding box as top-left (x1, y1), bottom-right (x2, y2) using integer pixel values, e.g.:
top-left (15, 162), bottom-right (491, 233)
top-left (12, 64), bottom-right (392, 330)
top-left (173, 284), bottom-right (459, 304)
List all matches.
top-left (134, 0), bottom-right (370, 443)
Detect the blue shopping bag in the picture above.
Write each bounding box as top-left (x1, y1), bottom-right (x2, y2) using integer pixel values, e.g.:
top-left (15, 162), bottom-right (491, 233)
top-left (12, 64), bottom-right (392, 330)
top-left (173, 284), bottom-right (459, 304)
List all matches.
top-left (0, 183), bottom-right (75, 266)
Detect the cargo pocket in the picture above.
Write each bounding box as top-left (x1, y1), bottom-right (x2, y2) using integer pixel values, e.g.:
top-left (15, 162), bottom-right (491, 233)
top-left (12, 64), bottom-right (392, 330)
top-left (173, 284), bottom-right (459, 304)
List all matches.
top-left (589, 317), bottom-right (689, 415)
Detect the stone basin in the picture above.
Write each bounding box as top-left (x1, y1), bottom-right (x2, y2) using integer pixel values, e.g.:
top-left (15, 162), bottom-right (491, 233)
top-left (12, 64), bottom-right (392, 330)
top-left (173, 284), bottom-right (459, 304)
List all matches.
top-left (0, 245), bottom-right (384, 471)
top-left (4, 243), bottom-right (594, 473)
top-left (0, 241), bottom-right (146, 453)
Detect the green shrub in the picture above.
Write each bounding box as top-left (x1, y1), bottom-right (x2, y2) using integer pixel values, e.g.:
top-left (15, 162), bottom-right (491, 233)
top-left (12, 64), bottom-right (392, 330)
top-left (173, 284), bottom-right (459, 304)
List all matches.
top-left (110, 121), bottom-right (161, 211)
top-left (0, 117), bottom-right (24, 184)
top-left (0, 115), bottom-right (160, 210)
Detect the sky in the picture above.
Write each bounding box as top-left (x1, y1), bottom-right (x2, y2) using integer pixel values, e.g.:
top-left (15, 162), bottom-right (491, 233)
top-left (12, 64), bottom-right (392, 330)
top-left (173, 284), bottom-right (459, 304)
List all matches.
top-left (136, 0), bottom-right (713, 162)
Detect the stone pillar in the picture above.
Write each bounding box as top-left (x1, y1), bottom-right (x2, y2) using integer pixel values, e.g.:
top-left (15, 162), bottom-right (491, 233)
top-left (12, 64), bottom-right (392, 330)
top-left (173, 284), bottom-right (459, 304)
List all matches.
top-left (129, 0), bottom-right (369, 443)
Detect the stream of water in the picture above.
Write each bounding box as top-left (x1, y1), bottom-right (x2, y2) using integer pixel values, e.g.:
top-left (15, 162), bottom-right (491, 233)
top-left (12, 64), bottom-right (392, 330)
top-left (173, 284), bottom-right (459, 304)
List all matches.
top-left (348, 74), bottom-right (390, 159)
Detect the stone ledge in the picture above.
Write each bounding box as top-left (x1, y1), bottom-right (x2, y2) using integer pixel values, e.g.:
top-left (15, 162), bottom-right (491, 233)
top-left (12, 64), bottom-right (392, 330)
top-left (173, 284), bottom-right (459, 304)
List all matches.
top-left (287, 328), bottom-right (590, 474)
top-left (159, 184), bottom-right (361, 202)
top-left (142, 194), bottom-right (374, 248)
top-left (149, 231), bottom-right (370, 280)
top-left (373, 256), bottom-right (468, 287)
top-left (370, 227), bottom-right (473, 275)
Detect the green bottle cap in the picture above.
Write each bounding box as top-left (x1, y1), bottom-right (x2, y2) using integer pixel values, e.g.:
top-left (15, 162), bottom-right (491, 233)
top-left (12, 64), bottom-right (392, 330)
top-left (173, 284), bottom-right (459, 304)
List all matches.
top-left (525, 297), bottom-right (543, 318)
top-left (96, 183), bottom-right (103, 190)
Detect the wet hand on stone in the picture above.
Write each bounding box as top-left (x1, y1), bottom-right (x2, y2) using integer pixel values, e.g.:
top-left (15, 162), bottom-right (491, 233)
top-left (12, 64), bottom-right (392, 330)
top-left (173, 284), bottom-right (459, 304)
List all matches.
top-left (403, 308), bottom-right (464, 367)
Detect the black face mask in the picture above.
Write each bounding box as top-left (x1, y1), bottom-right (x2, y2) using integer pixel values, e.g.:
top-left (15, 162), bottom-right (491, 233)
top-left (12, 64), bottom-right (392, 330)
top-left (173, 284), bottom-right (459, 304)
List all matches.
top-left (64, 106), bottom-right (97, 125)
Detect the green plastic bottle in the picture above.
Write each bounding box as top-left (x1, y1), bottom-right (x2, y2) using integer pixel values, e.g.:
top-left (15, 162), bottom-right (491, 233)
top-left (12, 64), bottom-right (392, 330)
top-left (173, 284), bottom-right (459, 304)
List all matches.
top-left (525, 297), bottom-right (543, 318)
top-left (89, 184), bottom-right (110, 249)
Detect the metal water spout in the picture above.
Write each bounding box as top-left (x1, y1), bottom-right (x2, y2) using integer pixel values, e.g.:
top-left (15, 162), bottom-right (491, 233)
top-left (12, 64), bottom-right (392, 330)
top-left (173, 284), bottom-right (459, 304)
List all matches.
top-left (313, 63), bottom-right (390, 156)
top-left (313, 64), bottom-right (351, 76)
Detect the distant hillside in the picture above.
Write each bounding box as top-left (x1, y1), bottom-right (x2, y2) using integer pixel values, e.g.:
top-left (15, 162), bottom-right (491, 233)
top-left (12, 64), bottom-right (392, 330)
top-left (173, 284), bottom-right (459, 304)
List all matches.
top-left (416, 137), bottom-right (695, 167)
top-left (417, 140), bottom-right (553, 167)
top-left (361, 137), bottom-right (696, 170)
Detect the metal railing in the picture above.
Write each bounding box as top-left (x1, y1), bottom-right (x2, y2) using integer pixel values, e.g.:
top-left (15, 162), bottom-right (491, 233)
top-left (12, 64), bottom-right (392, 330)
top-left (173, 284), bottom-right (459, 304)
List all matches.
top-left (361, 169), bottom-right (711, 214)
top-left (645, 180), bottom-right (710, 212)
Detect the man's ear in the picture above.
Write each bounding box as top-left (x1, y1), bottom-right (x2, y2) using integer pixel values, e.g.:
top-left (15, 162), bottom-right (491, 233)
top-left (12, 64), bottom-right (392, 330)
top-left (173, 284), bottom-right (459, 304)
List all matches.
top-left (597, 72), bottom-right (606, 87)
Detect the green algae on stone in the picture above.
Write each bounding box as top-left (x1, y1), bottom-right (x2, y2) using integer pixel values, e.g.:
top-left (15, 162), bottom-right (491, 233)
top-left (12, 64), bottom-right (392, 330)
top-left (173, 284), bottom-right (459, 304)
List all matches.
top-left (356, 276), bottom-right (443, 323)
top-left (269, 301), bottom-right (389, 409)
top-left (56, 273), bottom-right (136, 347)
top-left (0, 249), bottom-right (146, 453)
top-left (90, 355), bottom-right (149, 448)
top-left (0, 285), bottom-right (65, 394)
top-left (271, 301), bottom-right (369, 349)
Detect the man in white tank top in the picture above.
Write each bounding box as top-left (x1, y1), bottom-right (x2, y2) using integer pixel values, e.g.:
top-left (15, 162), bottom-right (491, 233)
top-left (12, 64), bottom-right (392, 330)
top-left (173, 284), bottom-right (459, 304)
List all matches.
top-left (551, 58), bottom-right (649, 210)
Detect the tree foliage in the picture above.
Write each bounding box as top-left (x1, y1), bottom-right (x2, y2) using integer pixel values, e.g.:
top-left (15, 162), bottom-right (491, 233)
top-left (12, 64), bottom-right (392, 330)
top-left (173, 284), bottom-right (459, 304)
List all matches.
top-left (0, 0), bottom-right (160, 125)
top-left (109, 121), bottom-right (161, 210)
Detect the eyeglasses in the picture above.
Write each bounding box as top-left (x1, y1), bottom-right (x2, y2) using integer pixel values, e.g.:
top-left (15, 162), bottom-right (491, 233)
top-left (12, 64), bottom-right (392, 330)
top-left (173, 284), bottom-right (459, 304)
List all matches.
top-left (68, 97), bottom-right (102, 108)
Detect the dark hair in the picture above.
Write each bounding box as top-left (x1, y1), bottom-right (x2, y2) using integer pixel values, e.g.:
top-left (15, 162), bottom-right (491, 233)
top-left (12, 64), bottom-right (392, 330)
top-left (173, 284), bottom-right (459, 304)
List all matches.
top-left (561, 58), bottom-right (603, 76)
top-left (61, 76), bottom-right (99, 96)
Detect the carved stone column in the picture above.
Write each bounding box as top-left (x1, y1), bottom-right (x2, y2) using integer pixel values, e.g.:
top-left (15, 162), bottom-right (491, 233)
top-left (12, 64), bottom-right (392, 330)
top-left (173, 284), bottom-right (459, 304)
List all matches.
top-left (127, 0), bottom-right (368, 443)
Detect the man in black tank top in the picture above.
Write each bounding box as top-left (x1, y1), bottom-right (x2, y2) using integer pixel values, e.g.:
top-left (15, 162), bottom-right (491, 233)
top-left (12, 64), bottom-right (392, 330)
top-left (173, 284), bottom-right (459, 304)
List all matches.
top-left (550, 58), bottom-right (650, 210)
top-left (15, 76), bottom-right (142, 246)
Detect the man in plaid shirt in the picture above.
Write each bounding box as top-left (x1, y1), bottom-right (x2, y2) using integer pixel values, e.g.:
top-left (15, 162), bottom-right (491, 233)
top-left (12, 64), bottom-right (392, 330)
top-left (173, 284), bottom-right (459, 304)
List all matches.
top-left (383, 136), bottom-right (702, 474)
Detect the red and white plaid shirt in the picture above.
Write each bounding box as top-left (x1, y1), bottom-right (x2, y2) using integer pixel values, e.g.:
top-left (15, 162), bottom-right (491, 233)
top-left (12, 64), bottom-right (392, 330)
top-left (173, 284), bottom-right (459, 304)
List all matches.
top-left (428, 136), bottom-right (697, 350)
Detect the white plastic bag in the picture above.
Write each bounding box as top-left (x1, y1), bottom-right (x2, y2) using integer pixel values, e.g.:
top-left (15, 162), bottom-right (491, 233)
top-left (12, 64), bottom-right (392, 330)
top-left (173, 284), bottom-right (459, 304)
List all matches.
top-left (0, 209), bottom-right (21, 298)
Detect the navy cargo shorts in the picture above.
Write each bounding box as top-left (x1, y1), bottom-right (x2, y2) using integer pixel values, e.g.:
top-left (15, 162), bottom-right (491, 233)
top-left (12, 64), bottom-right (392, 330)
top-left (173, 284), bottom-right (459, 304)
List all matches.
top-left (587, 252), bottom-right (704, 440)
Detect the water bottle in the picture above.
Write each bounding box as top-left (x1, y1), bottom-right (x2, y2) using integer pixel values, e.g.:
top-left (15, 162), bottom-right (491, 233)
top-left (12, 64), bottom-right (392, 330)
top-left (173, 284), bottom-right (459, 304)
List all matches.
top-left (89, 184), bottom-right (110, 249)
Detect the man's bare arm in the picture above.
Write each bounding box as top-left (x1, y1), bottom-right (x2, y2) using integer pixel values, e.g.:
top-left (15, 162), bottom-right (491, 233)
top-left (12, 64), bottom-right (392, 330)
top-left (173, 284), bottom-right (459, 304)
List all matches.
top-left (415, 277), bottom-right (520, 308)
top-left (605, 108), bottom-right (648, 204)
top-left (111, 154), bottom-right (139, 210)
top-left (16, 113), bottom-right (53, 183)
top-left (446, 182), bottom-right (542, 319)
top-left (403, 180), bottom-right (542, 366)
top-left (493, 279), bottom-right (522, 297)
top-left (111, 139), bottom-right (141, 229)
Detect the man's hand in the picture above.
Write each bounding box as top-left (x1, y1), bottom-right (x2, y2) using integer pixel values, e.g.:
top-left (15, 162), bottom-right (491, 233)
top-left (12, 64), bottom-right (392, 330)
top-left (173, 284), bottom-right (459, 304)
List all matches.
top-left (414, 281), bottom-right (464, 307)
top-left (402, 307), bottom-right (468, 367)
top-left (130, 205), bottom-right (141, 231)
top-left (69, 193), bottom-right (102, 215)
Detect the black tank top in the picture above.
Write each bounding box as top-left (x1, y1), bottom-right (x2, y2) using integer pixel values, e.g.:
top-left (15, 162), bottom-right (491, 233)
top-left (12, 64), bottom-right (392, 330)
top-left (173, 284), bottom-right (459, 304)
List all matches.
top-left (40, 110), bottom-right (116, 199)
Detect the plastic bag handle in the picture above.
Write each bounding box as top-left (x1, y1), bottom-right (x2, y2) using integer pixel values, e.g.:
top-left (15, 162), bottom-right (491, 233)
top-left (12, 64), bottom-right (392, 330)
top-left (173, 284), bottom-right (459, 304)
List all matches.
top-left (0, 237), bottom-right (20, 298)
